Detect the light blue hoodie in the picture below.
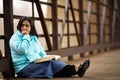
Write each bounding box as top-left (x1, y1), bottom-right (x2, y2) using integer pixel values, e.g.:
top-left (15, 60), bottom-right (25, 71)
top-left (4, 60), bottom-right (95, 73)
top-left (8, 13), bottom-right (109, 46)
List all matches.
top-left (9, 31), bottom-right (46, 73)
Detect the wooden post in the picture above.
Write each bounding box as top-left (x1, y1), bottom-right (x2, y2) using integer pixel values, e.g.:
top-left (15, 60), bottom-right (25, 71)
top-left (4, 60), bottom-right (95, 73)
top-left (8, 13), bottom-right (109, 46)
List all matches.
top-left (51, 0), bottom-right (59, 50)
top-left (34, 0), bottom-right (52, 51)
top-left (3, 0), bottom-right (15, 78)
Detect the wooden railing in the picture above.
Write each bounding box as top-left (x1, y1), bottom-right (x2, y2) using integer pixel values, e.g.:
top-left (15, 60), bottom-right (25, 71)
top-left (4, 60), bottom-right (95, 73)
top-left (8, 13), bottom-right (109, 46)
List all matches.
top-left (47, 42), bottom-right (120, 56)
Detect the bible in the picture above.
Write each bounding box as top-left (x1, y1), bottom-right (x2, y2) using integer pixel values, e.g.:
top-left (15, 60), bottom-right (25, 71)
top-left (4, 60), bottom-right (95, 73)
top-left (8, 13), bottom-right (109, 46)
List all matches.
top-left (34, 55), bottom-right (61, 63)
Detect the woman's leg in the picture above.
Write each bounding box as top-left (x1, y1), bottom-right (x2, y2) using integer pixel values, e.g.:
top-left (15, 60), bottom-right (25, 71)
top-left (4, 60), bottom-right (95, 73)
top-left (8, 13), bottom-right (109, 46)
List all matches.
top-left (53, 65), bottom-right (77, 77)
top-left (53, 59), bottom-right (90, 78)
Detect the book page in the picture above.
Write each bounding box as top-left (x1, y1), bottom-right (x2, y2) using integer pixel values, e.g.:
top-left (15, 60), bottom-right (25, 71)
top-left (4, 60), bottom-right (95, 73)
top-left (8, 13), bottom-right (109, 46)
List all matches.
top-left (34, 55), bottom-right (61, 63)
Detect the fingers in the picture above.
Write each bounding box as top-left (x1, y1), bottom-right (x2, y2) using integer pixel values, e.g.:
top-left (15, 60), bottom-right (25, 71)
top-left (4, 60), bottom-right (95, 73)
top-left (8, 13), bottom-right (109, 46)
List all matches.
top-left (21, 30), bottom-right (29, 35)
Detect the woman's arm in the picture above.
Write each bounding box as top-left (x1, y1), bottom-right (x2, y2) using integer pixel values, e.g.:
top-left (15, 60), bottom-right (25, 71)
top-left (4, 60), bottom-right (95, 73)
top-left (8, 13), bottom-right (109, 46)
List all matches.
top-left (10, 34), bottom-right (31, 54)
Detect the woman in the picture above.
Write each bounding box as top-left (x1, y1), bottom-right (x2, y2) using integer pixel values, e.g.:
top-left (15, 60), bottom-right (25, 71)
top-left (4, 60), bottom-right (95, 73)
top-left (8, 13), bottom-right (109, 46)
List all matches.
top-left (9, 17), bottom-right (90, 78)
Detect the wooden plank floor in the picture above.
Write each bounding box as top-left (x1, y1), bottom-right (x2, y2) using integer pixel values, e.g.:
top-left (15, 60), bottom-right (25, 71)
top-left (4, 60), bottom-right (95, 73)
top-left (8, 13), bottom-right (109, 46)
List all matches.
top-left (0, 49), bottom-right (120, 80)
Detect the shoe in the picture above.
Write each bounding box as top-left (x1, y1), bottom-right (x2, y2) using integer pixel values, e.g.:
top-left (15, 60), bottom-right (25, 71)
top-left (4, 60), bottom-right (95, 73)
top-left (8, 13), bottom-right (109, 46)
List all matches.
top-left (77, 59), bottom-right (90, 77)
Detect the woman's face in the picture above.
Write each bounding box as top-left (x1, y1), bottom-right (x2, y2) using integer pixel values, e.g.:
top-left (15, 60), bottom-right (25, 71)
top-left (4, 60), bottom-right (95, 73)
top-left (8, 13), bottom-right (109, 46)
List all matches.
top-left (21, 20), bottom-right (31, 35)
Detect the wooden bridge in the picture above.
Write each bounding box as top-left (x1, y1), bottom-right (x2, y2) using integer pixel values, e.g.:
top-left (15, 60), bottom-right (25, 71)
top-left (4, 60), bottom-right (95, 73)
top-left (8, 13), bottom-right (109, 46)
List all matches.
top-left (0, 0), bottom-right (120, 79)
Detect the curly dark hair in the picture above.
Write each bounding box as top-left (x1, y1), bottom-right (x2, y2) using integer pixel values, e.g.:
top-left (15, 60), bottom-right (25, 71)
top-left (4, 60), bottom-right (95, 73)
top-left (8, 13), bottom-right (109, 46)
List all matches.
top-left (17, 16), bottom-right (38, 37)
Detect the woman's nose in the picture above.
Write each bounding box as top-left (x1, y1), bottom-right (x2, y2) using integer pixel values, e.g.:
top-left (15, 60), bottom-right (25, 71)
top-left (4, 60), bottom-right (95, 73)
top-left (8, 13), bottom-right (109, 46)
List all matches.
top-left (21, 26), bottom-right (27, 31)
top-left (22, 27), bottom-right (26, 30)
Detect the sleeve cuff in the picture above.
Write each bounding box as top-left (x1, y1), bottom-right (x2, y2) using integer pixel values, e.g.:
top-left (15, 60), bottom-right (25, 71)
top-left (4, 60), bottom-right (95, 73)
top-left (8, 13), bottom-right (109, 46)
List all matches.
top-left (23, 35), bottom-right (31, 41)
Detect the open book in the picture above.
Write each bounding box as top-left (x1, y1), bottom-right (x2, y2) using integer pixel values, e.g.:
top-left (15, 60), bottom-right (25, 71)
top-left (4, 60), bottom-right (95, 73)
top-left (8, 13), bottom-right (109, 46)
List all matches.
top-left (34, 55), bottom-right (61, 63)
